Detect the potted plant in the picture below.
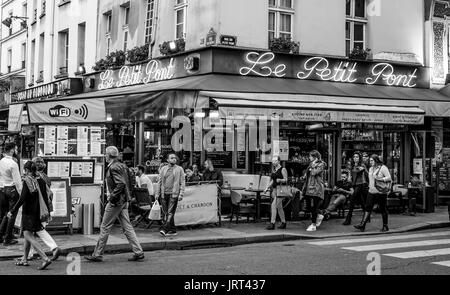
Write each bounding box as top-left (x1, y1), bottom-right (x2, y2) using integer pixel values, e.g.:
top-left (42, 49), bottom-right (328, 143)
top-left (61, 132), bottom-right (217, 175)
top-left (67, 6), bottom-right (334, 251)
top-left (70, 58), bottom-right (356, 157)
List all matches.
top-left (269, 37), bottom-right (300, 54)
top-left (126, 44), bottom-right (150, 64)
top-left (159, 38), bottom-right (186, 56)
top-left (92, 50), bottom-right (127, 71)
top-left (348, 47), bottom-right (372, 60)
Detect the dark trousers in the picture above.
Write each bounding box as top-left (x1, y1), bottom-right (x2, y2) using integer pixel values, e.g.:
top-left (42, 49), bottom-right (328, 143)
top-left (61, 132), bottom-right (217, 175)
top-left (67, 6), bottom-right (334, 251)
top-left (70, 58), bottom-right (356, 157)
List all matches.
top-left (161, 194), bottom-right (179, 232)
top-left (347, 184), bottom-right (368, 217)
top-left (365, 193), bottom-right (388, 225)
top-left (0, 187), bottom-right (20, 240)
top-left (305, 195), bottom-right (323, 224)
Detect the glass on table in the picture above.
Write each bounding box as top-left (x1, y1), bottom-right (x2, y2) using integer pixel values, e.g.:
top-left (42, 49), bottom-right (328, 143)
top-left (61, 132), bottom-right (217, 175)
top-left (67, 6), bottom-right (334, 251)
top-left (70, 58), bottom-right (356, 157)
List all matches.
top-left (248, 182), bottom-right (253, 190)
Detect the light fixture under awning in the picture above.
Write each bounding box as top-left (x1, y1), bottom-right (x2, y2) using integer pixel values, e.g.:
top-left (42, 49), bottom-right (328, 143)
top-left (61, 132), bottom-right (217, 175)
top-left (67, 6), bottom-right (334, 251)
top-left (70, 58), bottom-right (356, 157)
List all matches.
top-left (212, 98), bottom-right (425, 125)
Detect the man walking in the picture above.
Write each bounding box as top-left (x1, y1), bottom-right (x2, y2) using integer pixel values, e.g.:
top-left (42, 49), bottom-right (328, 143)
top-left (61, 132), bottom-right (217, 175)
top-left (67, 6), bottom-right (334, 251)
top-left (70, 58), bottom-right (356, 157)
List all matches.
top-left (25, 157), bottom-right (61, 261)
top-left (0, 143), bottom-right (22, 246)
top-left (156, 153), bottom-right (185, 236)
top-left (85, 146), bottom-right (144, 262)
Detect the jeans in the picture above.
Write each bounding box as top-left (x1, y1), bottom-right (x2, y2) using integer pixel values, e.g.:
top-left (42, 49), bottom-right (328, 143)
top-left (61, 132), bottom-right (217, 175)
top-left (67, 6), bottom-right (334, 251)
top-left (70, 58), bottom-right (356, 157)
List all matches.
top-left (160, 194), bottom-right (179, 233)
top-left (305, 195), bottom-right (323, 224)
top-left (270, 190), bottom-right (286, 224)
top-left (365, 193), bottom-right (388, 225)
top-left (93, 202), bottom-right (143, 258)
top-left (325, 194), bottom-right (347, 212)
top-left (0, 190), bottom-right (7, 238)
top-left (0, 187), bottom-right (20, 240)
top-left (346, 184), bottom-right (368, 218)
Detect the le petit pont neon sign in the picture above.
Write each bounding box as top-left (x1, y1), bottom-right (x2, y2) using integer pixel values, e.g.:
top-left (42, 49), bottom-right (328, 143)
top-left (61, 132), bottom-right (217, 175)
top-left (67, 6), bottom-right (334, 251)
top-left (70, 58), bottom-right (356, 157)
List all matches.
top-left (239, 52), bottom-right (418, 88)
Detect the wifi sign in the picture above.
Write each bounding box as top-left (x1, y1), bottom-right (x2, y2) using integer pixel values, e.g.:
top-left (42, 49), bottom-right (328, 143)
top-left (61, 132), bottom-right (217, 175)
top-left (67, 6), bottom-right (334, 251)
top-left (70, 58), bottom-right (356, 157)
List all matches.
top-left (73, 104), bottom-right (89, 120)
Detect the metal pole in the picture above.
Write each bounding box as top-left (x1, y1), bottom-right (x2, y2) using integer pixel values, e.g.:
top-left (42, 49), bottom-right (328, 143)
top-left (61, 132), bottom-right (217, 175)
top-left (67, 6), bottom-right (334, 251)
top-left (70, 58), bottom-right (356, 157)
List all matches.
top-left (422, 131), bottom-right (426, 212)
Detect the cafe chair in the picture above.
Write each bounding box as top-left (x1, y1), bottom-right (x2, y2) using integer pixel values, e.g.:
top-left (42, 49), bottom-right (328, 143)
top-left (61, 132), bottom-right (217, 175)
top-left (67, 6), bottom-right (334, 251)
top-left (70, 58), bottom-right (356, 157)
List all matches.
top-left (132, 188), bottom-right (154, 228)
top-left (230, 190), bottom-right (256, 224)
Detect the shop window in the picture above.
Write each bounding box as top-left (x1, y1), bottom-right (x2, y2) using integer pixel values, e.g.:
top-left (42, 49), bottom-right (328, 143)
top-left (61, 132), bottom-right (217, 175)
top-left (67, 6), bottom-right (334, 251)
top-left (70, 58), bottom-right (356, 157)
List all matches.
top-left (268, 0), bottom-right (294, 45)
top-left (145, 0), bottom-right (155, 44)
top-left (143, 124), bottom-right (175, 174)
top-left (174, 0), bottom-right (187, 39)
top-left (345, 0), bottom-right (367, 56)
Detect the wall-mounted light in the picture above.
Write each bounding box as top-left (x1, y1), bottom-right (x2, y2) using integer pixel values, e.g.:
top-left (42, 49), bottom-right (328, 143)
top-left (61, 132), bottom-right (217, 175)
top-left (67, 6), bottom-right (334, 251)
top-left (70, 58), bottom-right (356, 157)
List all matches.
top-left (75, 64), bottom-right (86, 76)
top-left (106, 114), bottom-right (112, 121)
top-left (209, 111), bottom-right (219, 118)
top-left (2, 15), bottom-right (28, 28)
top-left (194, 111), bottom-right (206, 118)
top-left (169, 41), bottom-right (177, 51)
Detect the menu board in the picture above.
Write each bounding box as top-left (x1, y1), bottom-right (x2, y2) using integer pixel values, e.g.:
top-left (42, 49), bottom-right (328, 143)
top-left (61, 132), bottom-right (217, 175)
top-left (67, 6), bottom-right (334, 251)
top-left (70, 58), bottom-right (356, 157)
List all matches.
top-left (38, 125), bottom-right (106, 157)
top-left (47, 178), bottom-right (72, 227)
top-left (44, 159), bottom-right (96, 184)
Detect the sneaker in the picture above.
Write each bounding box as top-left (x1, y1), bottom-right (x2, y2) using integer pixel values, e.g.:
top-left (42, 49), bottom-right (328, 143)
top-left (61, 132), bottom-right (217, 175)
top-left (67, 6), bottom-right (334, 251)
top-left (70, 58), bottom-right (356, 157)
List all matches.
top-left (316, 214), bottom-right (324, 227)
top-left (166, 231), bottom-right (178, 236)
top-left (128, 253), bottom-right (145, 261)
top-left (306, 224), bottom-right (317, 232)
top-left (159, 229), bottom-right (167, 236)
top-left (3, 240), bottom-right (18, 246)
top-left (266, 223), bottom-right (275, 230)
top-left (84, 255), bottom-right (103, 262)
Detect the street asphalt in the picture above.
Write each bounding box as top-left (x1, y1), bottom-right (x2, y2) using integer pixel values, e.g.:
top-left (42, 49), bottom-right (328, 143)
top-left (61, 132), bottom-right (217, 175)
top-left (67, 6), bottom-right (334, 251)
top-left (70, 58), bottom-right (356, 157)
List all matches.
top-left (1, 228), bottom-right (449, 275)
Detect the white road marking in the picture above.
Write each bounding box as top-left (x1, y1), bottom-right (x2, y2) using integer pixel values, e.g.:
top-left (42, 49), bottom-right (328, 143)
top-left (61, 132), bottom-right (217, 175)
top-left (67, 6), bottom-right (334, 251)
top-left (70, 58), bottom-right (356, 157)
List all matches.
top-left (383, 248), bottom-right (450, 259)
top-left (431, 260), bottom-right (450, 267)
top-left (342, 239), bottom-right (450, 252)
top-left (308, 231), bottom-right (450, 246)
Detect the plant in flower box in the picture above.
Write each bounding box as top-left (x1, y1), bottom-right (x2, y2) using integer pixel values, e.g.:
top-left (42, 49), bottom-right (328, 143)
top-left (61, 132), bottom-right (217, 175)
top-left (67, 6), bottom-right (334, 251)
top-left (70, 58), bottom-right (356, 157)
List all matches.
top-left (269, 37), bottom-right (300, 54)
top-left (159, 38), bottom-right (186, 56)
top-left (348, 47), bottom-right (372, 60)
top-left (126, 44), bottom-right (150, 64)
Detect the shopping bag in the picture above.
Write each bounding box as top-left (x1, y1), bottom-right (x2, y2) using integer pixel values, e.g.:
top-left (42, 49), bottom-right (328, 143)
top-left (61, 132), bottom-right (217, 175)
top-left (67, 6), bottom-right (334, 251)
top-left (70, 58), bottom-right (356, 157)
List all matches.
top-left (149, 200), bottom-right (161, 220)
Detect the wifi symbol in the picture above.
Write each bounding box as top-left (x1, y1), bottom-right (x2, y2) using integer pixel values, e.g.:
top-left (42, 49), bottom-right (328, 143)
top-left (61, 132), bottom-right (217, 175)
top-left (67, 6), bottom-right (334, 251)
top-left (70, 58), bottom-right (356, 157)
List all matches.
top-left (74, 104), bottom-right (89, 119)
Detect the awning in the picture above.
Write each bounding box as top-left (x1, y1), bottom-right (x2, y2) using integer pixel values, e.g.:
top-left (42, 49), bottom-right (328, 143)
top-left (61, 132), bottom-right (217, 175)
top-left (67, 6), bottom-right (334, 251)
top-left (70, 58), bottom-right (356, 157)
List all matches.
top-left (24, 73), bottom-right (450, 123)
top-left (26, 90), bottom-right (208, 124)
top-left (211, 97), bottom-right (425, 125)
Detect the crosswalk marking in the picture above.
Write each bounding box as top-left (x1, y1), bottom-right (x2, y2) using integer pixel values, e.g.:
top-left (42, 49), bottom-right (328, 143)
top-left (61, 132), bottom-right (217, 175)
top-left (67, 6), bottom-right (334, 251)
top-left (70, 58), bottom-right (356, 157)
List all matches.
top-left (342, 239), bottom-right (450, 252)
top-left (431, 260), bottom-right (450, 267)
top-left (383, 248), bottom-right (450, 259)
top-left (308, 231), bottom-right (450, 246)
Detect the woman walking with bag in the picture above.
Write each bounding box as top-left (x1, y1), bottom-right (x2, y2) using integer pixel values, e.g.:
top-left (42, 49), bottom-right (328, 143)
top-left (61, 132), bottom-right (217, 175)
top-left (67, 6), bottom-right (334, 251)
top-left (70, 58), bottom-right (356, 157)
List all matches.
top-left (354, 154), bottom-right (391, 232)
top-left (343, 152), bottom-right (369, 225)
top-left (303, 150), bottom-right (326, 232)
top-left (7, 161), bottom-right (52, 270)
top-left (265, 156), bottom-right (288, 230)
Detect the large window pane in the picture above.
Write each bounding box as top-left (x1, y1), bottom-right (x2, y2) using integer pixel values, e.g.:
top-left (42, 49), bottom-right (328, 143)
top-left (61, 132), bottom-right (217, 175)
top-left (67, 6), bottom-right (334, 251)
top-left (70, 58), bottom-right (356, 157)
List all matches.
top-left (268, 11), bottom-right (275, 30)
top-left (354, 0), bottom-right (365, 17)
top-left (354, 23), bottom-right (364, 41)
top-left (280, 0), bottom-right (292, 8)
top-left (345, 21), bottom-right (350, 39)
top-left (269, 0), bottom-right (276, 7)
top-left (176, 9), bottom-right (184, 24)
top-left (346, 40), bottom-right (351, 56)
top-left (280, 13), bottom-right (291, 32)
top-left (346, 0), bottom-right (351, 16)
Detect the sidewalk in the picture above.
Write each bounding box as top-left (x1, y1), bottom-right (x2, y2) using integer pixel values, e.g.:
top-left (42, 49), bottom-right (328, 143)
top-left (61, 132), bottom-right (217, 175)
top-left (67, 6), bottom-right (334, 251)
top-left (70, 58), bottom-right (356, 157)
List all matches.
top-left (1, 207), bottom-right (449, 260)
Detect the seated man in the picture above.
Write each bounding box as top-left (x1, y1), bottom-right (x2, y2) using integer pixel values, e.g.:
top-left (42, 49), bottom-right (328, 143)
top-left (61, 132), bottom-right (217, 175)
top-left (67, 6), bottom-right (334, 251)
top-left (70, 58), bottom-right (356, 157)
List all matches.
top-left (322, 171), bottom-right (354, 221)
top-left (130, 165), bottom-right (154, 221)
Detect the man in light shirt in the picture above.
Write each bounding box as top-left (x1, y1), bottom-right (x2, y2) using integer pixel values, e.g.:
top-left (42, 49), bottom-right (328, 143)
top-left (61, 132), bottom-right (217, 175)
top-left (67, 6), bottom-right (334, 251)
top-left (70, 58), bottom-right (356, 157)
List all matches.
top-left (135, 165), bottom-right (154, 196)
top-left (0, 143), bottom-right (22, 246)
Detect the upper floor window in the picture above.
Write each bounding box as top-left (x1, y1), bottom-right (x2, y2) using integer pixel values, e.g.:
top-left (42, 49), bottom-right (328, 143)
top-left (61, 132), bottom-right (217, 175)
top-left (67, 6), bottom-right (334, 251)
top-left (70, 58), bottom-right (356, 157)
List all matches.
top-left (7, 49), bottom-right (12, 73)
top-left (104, 11), bottom-right (112, 34)
top-left (123, 31), bottom-right (128, 51)
top-left (345, 0), bottom-right (367, 56)
top-left (174, 0), bottom-right (187, 39)
top-left (268, 0), bottom-right (294, 44)
top-left (21, 43), bottom-right (26, 69)
top-left (145, 0), bottom-right (155, 44)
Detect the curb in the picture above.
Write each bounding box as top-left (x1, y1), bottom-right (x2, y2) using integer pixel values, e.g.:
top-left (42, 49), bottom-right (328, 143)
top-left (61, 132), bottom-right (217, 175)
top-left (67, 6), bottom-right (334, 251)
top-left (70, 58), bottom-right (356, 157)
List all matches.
top-left (1, 221), bottom-right (449, 261)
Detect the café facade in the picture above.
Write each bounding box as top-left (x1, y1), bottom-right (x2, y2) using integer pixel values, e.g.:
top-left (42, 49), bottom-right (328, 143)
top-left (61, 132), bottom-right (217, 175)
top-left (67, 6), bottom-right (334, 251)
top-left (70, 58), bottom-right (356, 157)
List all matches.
top-left (10, 46), bottom-right (450, 196)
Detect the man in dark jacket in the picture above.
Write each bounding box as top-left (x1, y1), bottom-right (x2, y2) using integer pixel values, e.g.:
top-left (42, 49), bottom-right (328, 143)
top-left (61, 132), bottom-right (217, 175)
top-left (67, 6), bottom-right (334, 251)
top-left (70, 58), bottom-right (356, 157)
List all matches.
top-left (202, 159), bottom-right (223, 186)
top-left (85, 146), bottom-right (144, 262)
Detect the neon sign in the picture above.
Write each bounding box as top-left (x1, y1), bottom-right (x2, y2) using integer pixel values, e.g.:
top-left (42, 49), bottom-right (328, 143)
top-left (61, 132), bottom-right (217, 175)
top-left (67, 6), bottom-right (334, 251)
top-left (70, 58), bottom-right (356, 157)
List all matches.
top-left (239, 51), bottom-right (423, 88)
top-left (98, 58), bottom-right (175, 90)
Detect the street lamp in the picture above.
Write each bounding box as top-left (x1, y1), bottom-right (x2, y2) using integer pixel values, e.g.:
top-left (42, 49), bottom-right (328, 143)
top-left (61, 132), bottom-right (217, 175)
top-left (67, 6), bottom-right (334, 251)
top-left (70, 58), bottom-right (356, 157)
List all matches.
top-left (2, 15), bottom-right (28, 28)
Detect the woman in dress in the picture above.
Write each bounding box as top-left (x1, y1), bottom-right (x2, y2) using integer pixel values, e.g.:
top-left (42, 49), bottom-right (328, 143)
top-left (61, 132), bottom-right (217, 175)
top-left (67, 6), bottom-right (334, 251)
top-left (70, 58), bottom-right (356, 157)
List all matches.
top-left (7, 161), bottom-right (52, 270)
top-left (354, 154), bottom-right (392, 232)
top-left (343, 152), bottom-right (369, 225)
top-left (264, 156), bottom-right (288, 230)
top-left (303, 150), bottom-right (326, 232)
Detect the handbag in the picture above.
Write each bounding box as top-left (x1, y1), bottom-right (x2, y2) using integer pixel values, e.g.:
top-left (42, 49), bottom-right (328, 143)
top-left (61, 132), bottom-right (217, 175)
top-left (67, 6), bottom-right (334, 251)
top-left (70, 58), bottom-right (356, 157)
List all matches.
top-left (149, 200), bottom-right (161, 220)
top-left (374, 166), bottom-right (392, 194)
top-left (37, 185), bottom-right (50, 222)
top-left (276, 184), bottom-right (292, 198)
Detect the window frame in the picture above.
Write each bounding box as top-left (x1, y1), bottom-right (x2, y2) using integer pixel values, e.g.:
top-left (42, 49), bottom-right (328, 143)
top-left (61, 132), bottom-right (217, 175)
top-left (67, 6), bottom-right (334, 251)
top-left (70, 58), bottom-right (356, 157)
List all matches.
top-left (345, 0), bottom-right (367, 56)
top-left (174, 0), bottom-right (187, 39)
top-left (145, 0), bottom-right (155, 44)
top-left (104, 11), bottom-right (112, 35)
top-left (268, 0), bottom-right (294, 44)
top-left (123, 30), bottom-right (128, 51)
top-left (21, 42), bottom-right (26, 69)
top-left (7, 48), bottom-right (12, 73)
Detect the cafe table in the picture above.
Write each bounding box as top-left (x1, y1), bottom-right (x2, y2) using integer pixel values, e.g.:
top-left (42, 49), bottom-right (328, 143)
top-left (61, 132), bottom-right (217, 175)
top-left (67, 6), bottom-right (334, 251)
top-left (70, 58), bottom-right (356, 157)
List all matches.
top-left (244, 188), bottom-right (265, 221)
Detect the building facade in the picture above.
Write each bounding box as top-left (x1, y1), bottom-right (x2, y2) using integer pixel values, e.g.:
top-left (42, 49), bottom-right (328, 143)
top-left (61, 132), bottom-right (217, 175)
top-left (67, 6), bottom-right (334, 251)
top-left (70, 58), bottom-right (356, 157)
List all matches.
top-left (25, 0), bottom-right (98, 87)
top-left (0, 0), bottom-right (27, 108)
